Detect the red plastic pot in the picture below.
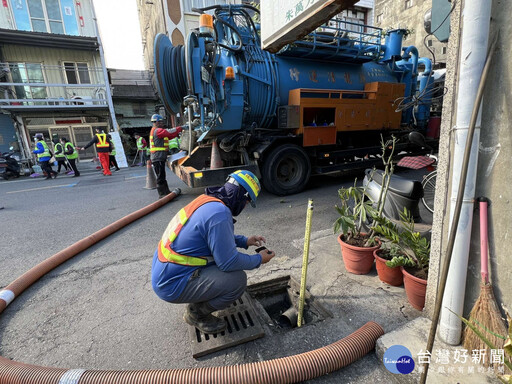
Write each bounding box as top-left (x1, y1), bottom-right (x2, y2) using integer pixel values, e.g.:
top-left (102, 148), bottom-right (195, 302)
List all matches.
top-left (374, 249), bottom-right (403, 286)
top-left (337, 234), bottom-right (380, 275)
top-left (401, 267), bottom-right (427, 310)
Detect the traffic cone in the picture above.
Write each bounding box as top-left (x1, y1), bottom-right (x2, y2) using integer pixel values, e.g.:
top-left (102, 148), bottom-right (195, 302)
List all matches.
top-left (144, 160), bottom-right (157, 189)
top-left (210, 140), bottom-right (224, 169)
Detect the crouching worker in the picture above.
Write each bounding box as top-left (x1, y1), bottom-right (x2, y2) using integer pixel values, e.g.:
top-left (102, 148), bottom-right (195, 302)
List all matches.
top-left (151, 170), bottom-right (275, 334)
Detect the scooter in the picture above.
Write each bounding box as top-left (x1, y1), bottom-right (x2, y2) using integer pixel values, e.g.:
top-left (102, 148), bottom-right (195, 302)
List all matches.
top-left (363, 132), bottom-right (434, 237)
top-left (0, 149), bottom-right (21, 180)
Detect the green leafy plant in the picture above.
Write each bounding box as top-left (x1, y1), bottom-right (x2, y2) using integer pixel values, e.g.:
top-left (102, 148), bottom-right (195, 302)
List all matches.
top-left (372, 207), bottom-right (430, 278)
top-left (334, 180), bottom-right (376, 242)
top-left (377, 242), bottom-right (407, 262)
top-left (334, 135), bottom-right (398, 247)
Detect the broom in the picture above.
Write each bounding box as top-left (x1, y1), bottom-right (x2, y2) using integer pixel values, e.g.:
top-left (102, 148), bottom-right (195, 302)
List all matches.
top-left (462, 197), bottom-right (507, 369)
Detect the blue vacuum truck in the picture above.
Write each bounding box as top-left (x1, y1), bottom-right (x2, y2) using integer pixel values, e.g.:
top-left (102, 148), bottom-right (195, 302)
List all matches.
top-left (154, 4), bottom-right (437, 195)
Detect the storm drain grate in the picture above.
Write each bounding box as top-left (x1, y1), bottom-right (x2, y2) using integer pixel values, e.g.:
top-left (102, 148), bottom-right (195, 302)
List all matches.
top-left (187, 292), bottom-right (265, 358)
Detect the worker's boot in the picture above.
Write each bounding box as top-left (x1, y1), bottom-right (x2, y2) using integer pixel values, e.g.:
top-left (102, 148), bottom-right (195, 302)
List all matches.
top-left (183, 302), bottom-right (227, 334)
top-left (157, 185), bottom-right (171, 199)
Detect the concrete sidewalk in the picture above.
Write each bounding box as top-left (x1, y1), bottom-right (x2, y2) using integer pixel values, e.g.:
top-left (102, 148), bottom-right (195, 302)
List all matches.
top-left (254, 228), bottom-right (499, 383)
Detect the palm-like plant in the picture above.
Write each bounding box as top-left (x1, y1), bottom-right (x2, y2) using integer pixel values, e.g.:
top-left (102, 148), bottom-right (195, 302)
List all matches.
top-left (372, 207), bottom-right (430, 278)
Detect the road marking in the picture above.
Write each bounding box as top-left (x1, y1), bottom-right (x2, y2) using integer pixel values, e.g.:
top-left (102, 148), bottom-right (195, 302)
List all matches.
top-left (6, 182), bottom-right (78, 194)
top-left (125, 175), bottom-right (146, 180)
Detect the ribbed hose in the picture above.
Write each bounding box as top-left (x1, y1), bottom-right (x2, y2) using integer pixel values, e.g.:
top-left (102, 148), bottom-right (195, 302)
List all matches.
top-left (0, 189), bottom-right (181, 315)
top-left (0, 322), bottom-right (383, 384)
top-left (0, 186), bottom-right (385, 384)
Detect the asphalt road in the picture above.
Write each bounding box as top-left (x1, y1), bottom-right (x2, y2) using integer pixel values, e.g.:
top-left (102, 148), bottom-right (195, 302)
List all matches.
top-left (0, 163), bottom-right (431, 381)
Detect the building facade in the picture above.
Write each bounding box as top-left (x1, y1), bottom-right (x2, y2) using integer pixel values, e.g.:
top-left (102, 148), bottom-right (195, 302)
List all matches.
top-left (374, 0), bottom-right (447, 67)
top-left (110, 69), bottom-right (159, 136)
top-left (137, 0), bottom-right (240, 82)
top-left (0, 0), bottom-right (116, 162)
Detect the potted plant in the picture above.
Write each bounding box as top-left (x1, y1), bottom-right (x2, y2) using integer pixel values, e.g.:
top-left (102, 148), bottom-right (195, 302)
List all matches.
top-left (372, 208), bottom-right (431, 310)
top-left (373, 242), bottom-right (404, 286)
top-left (334, 182), bottom-right (380, 274)
top-left (333, 136), bottom-right (397, 275)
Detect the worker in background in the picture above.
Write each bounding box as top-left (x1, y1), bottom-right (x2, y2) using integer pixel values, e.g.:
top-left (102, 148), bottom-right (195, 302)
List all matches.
top-left (168, 134), bottom-right (181, 155)
top-left (149, 114), bottom-right (183, 198)
top-left (33, 133), bottom-right (58, 180)
top-left (107, 134), bottom-right (120, 171)
top-left (60, 137), bottom-right (80, 177)
top-left (78, 128), bottom-right (112, 176)
top-left (53, 137), bottom-right (71, 173)
top-left (151, 170), bottom-right (275, 334)
top-left (134, 132), bottom-right (148, 166)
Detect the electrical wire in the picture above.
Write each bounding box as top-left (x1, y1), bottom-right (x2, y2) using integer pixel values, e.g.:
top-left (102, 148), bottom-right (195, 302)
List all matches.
top-left (392, 0), bottom-right (458, 122)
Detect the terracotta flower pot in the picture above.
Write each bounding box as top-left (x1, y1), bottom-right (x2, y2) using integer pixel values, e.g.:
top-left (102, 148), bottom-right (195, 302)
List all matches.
top-left (337, 234), bottom-right (380, 275)
top-left (374, 249), bottom-right (403, 286)
top-left (401, 267), bottom-right (427, 310)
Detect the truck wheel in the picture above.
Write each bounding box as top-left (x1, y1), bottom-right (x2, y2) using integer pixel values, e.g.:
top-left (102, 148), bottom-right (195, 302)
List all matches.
top-left (262, 144), bottom-right (311, 195)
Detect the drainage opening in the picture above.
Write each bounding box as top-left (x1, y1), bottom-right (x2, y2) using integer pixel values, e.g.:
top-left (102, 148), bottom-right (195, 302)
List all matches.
top-left (247, 275), bottom-right (330, 332)
top-left (187, 293), bottom-right (265, 358)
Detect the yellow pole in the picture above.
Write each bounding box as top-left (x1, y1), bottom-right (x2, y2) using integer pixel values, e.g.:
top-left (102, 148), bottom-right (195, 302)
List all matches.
top-left (297, 199), bottom-right (313, 327)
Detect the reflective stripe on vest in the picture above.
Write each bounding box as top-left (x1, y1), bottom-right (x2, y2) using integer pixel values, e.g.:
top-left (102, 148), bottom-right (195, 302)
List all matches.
top-left (169, 137), bottom-right (179, 150)
top-left (54, 143), bottom-right (65, 158)
top-left (157, 195), bottom-right (223, 266)
top-left (150, 127), bottom-right (169, 152)
top-left (65, 142), bottom-right (78, 159)
top-left (36, 140), bottom-right (51, 159)
top-left (96, 133), bottom-right (109, 148)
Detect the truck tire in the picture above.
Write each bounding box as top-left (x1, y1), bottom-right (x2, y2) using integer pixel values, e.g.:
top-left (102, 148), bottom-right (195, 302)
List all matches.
top-left (262, 144), bottom-right (311, 195)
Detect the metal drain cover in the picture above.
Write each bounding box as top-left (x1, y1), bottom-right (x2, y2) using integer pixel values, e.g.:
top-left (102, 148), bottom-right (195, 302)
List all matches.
top-left (187, 292), bottom-right (265, 358)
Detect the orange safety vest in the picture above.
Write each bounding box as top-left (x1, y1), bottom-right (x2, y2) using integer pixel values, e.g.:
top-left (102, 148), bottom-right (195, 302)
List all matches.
top-left (149, 127), bottom-right (169, 152)
top-left (96, 133), bottom-right (109, 148)
top-left (157, 195), bottom-right (223, 266)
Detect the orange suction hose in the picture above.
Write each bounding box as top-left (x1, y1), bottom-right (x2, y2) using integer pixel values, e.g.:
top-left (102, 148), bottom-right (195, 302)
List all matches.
top-left (0, 189), bottom-right (181, 315)
top-left (0, 187), bottom-right (385, 383)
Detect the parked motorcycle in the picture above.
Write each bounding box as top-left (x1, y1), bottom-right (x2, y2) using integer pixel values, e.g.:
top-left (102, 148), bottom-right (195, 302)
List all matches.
top-left (363, 132), bottom-right (435, 237)
top-left (0, 149), bottom-right (21, 180)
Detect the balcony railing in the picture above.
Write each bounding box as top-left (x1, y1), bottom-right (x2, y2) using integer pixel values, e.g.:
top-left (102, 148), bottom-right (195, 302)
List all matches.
top-left (0, 63), bottom-right (109, 110)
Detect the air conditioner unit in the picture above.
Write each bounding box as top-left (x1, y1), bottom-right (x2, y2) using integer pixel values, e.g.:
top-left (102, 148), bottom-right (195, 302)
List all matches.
top-left (71, 96), bottom-right (93, 106)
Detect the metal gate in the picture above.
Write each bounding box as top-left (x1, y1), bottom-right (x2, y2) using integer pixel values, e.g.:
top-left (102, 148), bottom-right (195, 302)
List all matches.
top-left (48, 125), bottom-right (96, 160)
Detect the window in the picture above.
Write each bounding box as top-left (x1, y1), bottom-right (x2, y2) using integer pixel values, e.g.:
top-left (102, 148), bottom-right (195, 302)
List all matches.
top-left (64, 62), bottom-right (91, 84)
top-left (337, 8), bottom-right (366, 33)
top-left (183, 0), bottom-right (227, 13)
top-left (376, 13), bottom-right (383, 23)
top-left (405, 0), bottom-right (413, 9)
top-left (9, 63), bottom-right (48, 101)
top-left (27, 0), bottom-right (64, 34)
top-left (442, 46), bottom-right (447, 54)
top-left (427, 39), bottom-right (433, 47)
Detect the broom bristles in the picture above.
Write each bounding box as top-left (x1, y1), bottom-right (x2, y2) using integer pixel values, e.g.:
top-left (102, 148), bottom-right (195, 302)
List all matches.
top-left (462, 283), bottom-right (508, 369)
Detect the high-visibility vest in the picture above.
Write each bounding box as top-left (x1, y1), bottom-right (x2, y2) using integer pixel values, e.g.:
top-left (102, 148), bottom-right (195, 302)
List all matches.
top-left (54, 142), bottom-right (65, 158)
top-left (169, 137), bottom-right (180, 150)
top-left (65, 142), bottom-right (78, 159)
top-left (136, 136), bottom-right (145, 150)
top-left (95, 133), bottom-right (109, 148)
top-left (110, 140), bottom-right (116, 156)
top-left (36, 140), bottom-right (51, 160)
top-left (150, 127), bottom-right (169, 152)
top-left (157, 195), bottom-right (223, 266)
